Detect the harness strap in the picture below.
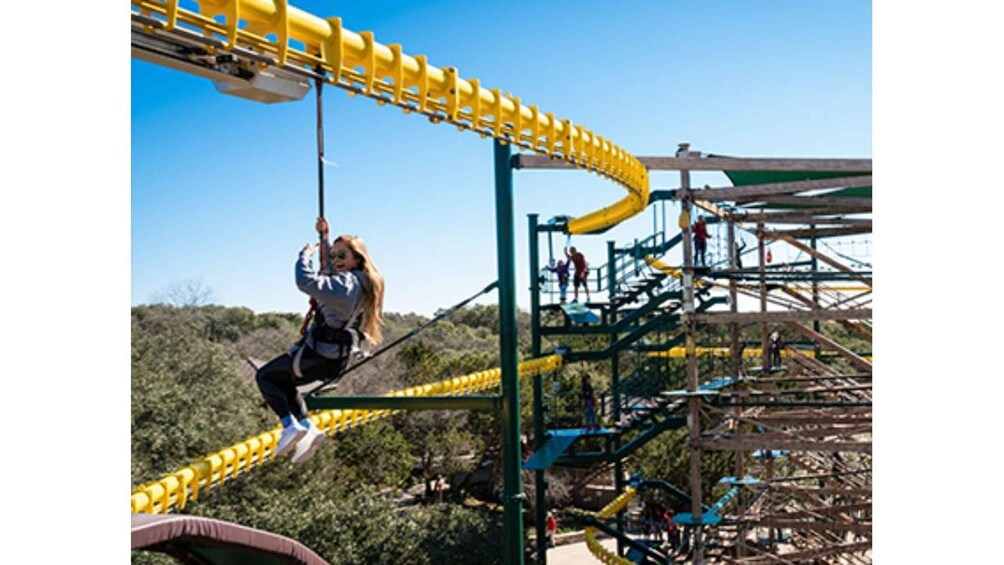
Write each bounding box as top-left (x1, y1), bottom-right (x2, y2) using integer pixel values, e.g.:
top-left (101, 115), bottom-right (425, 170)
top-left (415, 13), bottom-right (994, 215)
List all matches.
top-left (292, 344), bottom-right (306, 378)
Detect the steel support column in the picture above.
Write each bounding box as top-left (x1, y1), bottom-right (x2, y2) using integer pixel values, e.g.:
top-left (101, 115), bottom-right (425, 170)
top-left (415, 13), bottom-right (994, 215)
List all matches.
top-left (494, 140), bottom-right (524, 565)
top-left (529, 213), bottom-right (547, 564)
top-left (607, 240), bottom-right (625, 557)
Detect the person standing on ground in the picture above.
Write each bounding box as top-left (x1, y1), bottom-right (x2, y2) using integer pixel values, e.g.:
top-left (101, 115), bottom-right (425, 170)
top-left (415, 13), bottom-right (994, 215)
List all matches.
top-left (435, 475), bottom-right (445, 502)
top-left (565, 246), bottom-right (591, 303)
top-left (546, 511), bottom-right (558, 548)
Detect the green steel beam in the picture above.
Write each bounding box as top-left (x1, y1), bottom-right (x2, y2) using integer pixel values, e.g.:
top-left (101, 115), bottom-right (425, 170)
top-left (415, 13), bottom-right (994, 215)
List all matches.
top-left (607, 239), bottom-right (625, 557)
top-left (529, 213), bottom-right (547, 565)
top-left (494, 140), bottom-right (524, 565)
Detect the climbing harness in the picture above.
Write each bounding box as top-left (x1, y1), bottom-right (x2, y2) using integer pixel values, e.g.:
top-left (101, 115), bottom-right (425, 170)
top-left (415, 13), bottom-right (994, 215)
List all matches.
top-left (305, 280), bottom-right (501, 395)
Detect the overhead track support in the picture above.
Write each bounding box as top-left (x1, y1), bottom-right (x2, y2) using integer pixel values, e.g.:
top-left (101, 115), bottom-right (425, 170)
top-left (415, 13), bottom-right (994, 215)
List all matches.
top-left (131, 0), bottom-right (650, 234)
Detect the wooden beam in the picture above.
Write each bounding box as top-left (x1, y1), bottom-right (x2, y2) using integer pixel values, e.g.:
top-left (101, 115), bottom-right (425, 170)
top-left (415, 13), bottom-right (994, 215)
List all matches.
top-left (749, 415), bottom-right (872, 426)
top-left (641, 156), bottom-right (873, 172)
top-left (698, 437), bottom-right (872, 453)
top-left (768, 485), bottom-right (872, 497)
top-left (786, 322), bottom-right (872, 373)
top-left (747, 519), bottom-right (871, 536)
top-left (770, 234), bottom-right (872, 286)
top-left (691, 308), bottom-right (871, 324)
top-left (722, 384), bottom-right (873, 397)
top-left (742, 217), bottom-right (873, 226)
top-left (690, 176), bottom-right (872, 202)
top-left (765, 225), bottom-right (872, 239)
top-left (779, 287), bottom-right (872, 340)
top-left (736, 196), bottom-right (872, 208)
top-left (760, 502), bottom-right (872, 519)
top-left (736, 541), bottom-right (872, 562)
top-left (732, 207), bottom-right (871, 222)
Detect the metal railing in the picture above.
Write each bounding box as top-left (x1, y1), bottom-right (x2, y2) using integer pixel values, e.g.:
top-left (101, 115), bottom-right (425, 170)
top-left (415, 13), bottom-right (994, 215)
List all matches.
top-left (131, 354), bottom-right (562, 514)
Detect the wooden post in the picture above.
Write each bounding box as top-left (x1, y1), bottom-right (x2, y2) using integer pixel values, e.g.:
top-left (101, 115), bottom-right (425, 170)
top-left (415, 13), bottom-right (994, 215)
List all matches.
top-left (679, 143), bottom-right (704, 564)
top-left (728, 219), bottom-right (741, 378)
top-left (758, 221), bottom-right (769, 373)
top-left (727, 217), bottom-right (745, 557)
top-left (811, 226), bottom-right (822, 359)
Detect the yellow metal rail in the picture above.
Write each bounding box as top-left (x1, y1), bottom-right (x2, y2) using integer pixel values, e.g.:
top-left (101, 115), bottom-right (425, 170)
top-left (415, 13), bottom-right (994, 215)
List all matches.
top-left (585, 486), bottom-right (637, 565)
top-left (647, 346), bottom-right (802, 359)
top-left (131, 0), bottom-right (649, 234)
top-left (131, 354), bottom-right (562, 514)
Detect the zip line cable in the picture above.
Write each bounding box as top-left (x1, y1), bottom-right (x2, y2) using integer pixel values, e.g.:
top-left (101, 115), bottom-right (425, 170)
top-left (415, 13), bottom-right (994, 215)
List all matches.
top-left (306, 280), bottom-right (500, 395)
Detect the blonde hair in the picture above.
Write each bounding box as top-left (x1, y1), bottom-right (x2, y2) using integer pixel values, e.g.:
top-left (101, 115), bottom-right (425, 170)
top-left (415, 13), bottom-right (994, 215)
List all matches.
top-left (332, 235), bottom-right (384, 345)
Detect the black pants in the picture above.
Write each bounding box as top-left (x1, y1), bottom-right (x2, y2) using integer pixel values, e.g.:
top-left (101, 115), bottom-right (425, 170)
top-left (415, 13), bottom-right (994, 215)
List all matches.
top-left (694, 239), bottom-right (707, 266)
top-left (255, 346), bottom-right (347, 421)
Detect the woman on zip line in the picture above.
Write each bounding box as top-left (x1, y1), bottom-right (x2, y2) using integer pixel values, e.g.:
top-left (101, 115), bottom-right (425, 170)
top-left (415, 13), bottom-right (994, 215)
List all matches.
top-left (254, 216), bottom-right (385, 465)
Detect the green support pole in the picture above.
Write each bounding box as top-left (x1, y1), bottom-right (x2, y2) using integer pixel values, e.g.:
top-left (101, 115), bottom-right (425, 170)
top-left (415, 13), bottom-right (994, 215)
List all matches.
top-left (529, 213), bottom-right (547, 564)
top-left (494, 140), bottom-right (524, 565)
top-left (607, 240), bottom-right (617, 306)
top-left (607, 239), bottom-right (625, 557)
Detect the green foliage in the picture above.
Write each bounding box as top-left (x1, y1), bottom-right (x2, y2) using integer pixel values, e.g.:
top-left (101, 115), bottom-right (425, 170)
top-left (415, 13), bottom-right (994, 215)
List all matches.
top-left (410, 504), bottom-right (504, 564)
top-left (331, 420), bottom-right (413, 489)
top-left (132, 303), bottom-right (512, 564)
top-left (131, 305), bottom-right (272, 482)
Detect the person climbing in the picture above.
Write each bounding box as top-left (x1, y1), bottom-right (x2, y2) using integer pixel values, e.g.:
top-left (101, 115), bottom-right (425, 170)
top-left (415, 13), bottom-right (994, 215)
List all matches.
top-left (767, 330), bottom-right (784, 368)
top-left (665, 508), bottom-right (679, 551)
top-left (734, 238), bottom-right (747, 269)
top-left (582, 374), bottom-right (599, 430)
top-left (692, 216), bottom-right (711, 266)
top-left (255, 217), bottom-right (385, 465)
top-left (546, 510), bottom-right (558, 548)
top-left (546, 259), bottom-right (571, 304)
top-left (565, 246), bottom-right (591, 303)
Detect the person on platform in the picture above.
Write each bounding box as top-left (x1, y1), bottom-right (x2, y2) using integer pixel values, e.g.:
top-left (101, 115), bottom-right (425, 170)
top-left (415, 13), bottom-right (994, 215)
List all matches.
top-left (565, 246), bottom-right (591, 303)
top-left (692, 216), bottom-right (711, 266)
top-left (547, 259), bottom-right (571, 304)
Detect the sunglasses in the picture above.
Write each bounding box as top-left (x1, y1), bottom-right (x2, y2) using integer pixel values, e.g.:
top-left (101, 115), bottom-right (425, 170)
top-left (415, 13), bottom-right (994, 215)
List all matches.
top-left (330, 251), bottom-right (350, 261)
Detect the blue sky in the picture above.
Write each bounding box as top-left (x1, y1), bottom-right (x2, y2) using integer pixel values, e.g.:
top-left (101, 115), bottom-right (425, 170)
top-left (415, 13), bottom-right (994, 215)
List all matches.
top-left (132, 0), bottom-right (871, 316)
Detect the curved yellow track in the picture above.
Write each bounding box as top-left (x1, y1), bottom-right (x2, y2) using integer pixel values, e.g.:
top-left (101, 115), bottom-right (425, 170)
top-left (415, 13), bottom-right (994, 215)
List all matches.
top-left (132, 0), bottom-right (649, 234)
top-left (585, 486), bottom-right (637, 565)
top-left (132, 354), bottom-right (561, 514)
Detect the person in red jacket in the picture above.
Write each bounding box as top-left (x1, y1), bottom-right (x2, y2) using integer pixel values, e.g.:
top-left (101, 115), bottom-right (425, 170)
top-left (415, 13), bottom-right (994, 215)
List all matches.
top-left (692, 216), bottom-right (711, 266)
top-left (565, 246), bottom-right (591, 303)
top-left (546, 511), bottom-right (558, 547)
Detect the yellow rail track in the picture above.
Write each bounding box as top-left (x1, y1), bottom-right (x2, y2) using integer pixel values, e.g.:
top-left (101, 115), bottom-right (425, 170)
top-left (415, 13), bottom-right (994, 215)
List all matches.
top-left (131, 0), bottom-right (649, 234)
top-left (131, 354), bottom-right (561, 514)
top-left (585, 486), bottom-right (637, 565)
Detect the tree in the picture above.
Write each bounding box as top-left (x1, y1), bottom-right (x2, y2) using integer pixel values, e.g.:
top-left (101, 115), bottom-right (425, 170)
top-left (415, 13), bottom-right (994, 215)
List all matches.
top-left (151, 278), bottom-right (217, 307)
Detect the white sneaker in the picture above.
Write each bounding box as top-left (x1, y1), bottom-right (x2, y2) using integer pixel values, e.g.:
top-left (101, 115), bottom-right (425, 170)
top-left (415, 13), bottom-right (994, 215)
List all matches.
top-left (291, 427), bottom-right (326, 465)
top-left (274, 423), bottom-right (307, 458)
